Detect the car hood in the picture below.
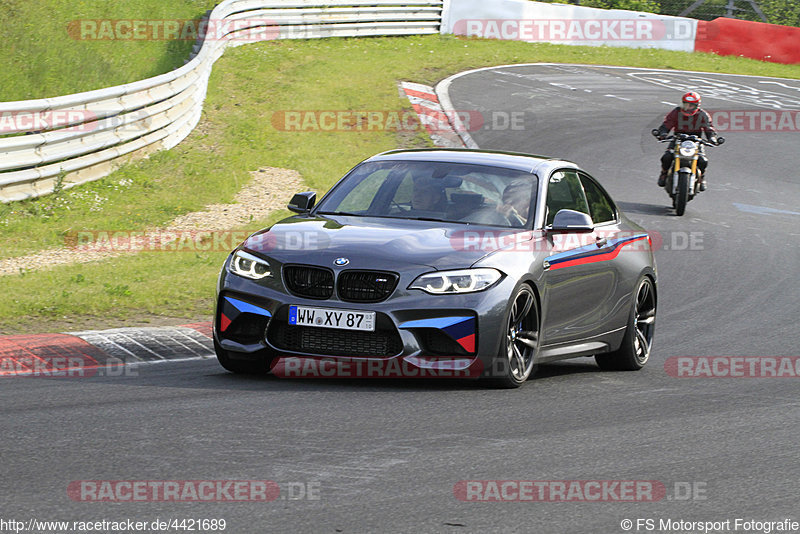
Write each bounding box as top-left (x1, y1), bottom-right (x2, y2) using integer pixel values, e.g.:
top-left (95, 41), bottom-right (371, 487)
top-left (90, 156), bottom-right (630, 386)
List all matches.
top-left (240, 215), bottom-right (535, 271)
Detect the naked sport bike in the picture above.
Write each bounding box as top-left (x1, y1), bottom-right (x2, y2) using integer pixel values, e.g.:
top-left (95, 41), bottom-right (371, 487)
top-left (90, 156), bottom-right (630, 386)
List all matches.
top-left (652, 130), bottom-right (724, 216)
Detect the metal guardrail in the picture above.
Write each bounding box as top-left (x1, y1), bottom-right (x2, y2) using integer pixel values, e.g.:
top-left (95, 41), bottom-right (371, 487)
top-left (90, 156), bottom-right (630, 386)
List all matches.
top-left (0, 0), bottom-right (444, 202)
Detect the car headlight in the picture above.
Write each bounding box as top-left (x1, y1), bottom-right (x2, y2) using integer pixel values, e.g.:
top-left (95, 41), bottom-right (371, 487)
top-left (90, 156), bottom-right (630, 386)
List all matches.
top-left (678, 140), bottom-right (698, 157)
top-left (229, 250), bottom-right (272, 280)
top-left (409, 268), bottom-right (502, 294)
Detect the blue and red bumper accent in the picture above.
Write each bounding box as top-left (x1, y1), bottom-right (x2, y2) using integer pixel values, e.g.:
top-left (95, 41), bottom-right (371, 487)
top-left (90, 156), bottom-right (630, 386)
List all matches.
top-left (218, 295), bottom-right (272, 333)
top-left (399, 315), bottom-right (477, 354)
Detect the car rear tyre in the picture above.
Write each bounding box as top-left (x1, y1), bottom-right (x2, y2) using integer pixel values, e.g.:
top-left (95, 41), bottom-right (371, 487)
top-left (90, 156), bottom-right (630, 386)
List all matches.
top-left (486, 285), bottom-right (540, 389)
top-left (214, 339), bottom-right (274, 375)
top-left (596, 276), bottom-right (655, 371)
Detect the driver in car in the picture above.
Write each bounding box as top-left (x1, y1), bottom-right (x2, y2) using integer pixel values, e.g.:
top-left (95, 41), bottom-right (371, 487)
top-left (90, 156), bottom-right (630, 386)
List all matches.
top-left (497, 179), bottom-right (533, 227)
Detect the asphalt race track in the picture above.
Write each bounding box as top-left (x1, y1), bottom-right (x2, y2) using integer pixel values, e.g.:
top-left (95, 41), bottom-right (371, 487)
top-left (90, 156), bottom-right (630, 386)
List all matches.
top-left (2, 65), bottom-right (799, 533)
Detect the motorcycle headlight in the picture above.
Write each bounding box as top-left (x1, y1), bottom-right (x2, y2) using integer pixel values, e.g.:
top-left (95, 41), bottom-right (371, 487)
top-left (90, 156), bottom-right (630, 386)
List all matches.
top-left (229, 250), bottom-right (272, 280)
top-left (409, 268), bottom-right (502, 294)
top-left (678, 140), bottom-right (698, 157)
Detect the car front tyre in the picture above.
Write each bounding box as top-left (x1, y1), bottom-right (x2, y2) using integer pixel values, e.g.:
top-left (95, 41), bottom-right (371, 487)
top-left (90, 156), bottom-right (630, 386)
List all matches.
top-left (595, 276), bottom-right (656, 371)
top-left (486, 285), bottom-right (540, 389)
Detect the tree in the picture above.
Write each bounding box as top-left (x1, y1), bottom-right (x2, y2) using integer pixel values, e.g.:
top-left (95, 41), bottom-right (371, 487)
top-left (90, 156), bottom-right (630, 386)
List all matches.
top-left (757, 0), bottom-right (800, 26)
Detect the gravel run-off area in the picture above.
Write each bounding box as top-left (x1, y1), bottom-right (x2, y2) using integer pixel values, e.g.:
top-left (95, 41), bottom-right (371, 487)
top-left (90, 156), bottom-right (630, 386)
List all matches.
top-left (0, 167), bottom-right (304, 277)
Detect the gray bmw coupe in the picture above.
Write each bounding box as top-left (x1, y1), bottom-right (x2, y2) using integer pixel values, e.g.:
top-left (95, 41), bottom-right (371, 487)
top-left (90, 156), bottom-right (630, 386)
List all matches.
top-left (214, 149), bottom-right (657, 388)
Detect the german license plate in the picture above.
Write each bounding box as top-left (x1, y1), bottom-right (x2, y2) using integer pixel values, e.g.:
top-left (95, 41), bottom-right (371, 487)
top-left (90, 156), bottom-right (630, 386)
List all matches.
top-left (288, 305), bottom-right (375, 332)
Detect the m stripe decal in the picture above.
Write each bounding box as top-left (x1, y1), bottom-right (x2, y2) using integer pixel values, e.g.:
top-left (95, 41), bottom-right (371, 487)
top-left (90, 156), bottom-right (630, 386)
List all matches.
top-left (548, 235), bottom-right (649, 271)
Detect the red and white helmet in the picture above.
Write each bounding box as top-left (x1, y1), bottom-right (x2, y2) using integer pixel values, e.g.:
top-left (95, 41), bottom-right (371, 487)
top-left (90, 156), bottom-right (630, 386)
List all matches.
top-left (681, 92), bottom-right (701, 116)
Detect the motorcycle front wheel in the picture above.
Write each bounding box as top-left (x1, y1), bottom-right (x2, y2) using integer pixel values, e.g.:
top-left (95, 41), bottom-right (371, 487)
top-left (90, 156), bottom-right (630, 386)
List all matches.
top-left (675, 171), bottom-right (689, 216)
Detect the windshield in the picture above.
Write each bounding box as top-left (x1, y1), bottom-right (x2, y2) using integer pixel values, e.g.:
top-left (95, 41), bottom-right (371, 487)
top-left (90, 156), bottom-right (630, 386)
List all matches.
top-left (315, 160), bottom-right (538, 228)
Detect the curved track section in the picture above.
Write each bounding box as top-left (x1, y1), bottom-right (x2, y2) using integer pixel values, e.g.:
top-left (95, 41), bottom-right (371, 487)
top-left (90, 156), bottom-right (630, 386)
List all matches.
top-left (443, 63), bottom-right (800, 356)
top-left (1, 65), bottom-right (799, 532)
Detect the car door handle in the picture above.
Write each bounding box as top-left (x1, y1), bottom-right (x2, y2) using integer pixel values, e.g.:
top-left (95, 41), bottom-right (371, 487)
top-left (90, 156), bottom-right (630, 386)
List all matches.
top-left (596, 237), bottom-right (607, 247)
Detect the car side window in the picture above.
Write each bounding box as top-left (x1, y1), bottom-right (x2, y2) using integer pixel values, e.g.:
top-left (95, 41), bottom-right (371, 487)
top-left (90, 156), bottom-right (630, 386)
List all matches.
top-left (545, 170), bottom-right (590, 226)
top-left (578, 173), bottom-right (617, 225)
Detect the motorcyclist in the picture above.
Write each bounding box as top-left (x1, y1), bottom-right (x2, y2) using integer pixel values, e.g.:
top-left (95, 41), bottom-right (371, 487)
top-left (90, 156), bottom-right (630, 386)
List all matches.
top-left (652, 91), bottom-right (722, 192)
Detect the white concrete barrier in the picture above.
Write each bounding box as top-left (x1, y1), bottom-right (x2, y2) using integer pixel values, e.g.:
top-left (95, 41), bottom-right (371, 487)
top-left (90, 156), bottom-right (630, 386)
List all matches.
top-left (442, 0), bottom-right (697, 52)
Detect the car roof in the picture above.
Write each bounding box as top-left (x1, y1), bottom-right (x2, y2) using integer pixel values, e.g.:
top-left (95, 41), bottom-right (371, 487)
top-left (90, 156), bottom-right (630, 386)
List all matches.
top-left (368, 148), bottom-right (577, 174)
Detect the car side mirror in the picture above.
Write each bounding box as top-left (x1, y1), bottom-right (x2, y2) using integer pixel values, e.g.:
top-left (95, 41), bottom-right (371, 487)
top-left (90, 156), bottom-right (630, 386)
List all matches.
top-left (550, 209), bottom-right (594, 233)
top-left (288, 191), bottom-right (316, 213)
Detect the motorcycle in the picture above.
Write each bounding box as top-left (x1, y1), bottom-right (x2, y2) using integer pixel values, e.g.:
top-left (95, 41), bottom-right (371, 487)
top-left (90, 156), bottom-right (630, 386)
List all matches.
top-left (651, 130), bottom-right (724, 216)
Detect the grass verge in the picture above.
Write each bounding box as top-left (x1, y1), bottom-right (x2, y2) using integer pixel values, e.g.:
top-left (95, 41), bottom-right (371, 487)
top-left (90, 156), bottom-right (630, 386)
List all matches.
top-left (1, 35), bottom-right (799, 333)
top-left (0, 0), bottom-right (218, 101)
